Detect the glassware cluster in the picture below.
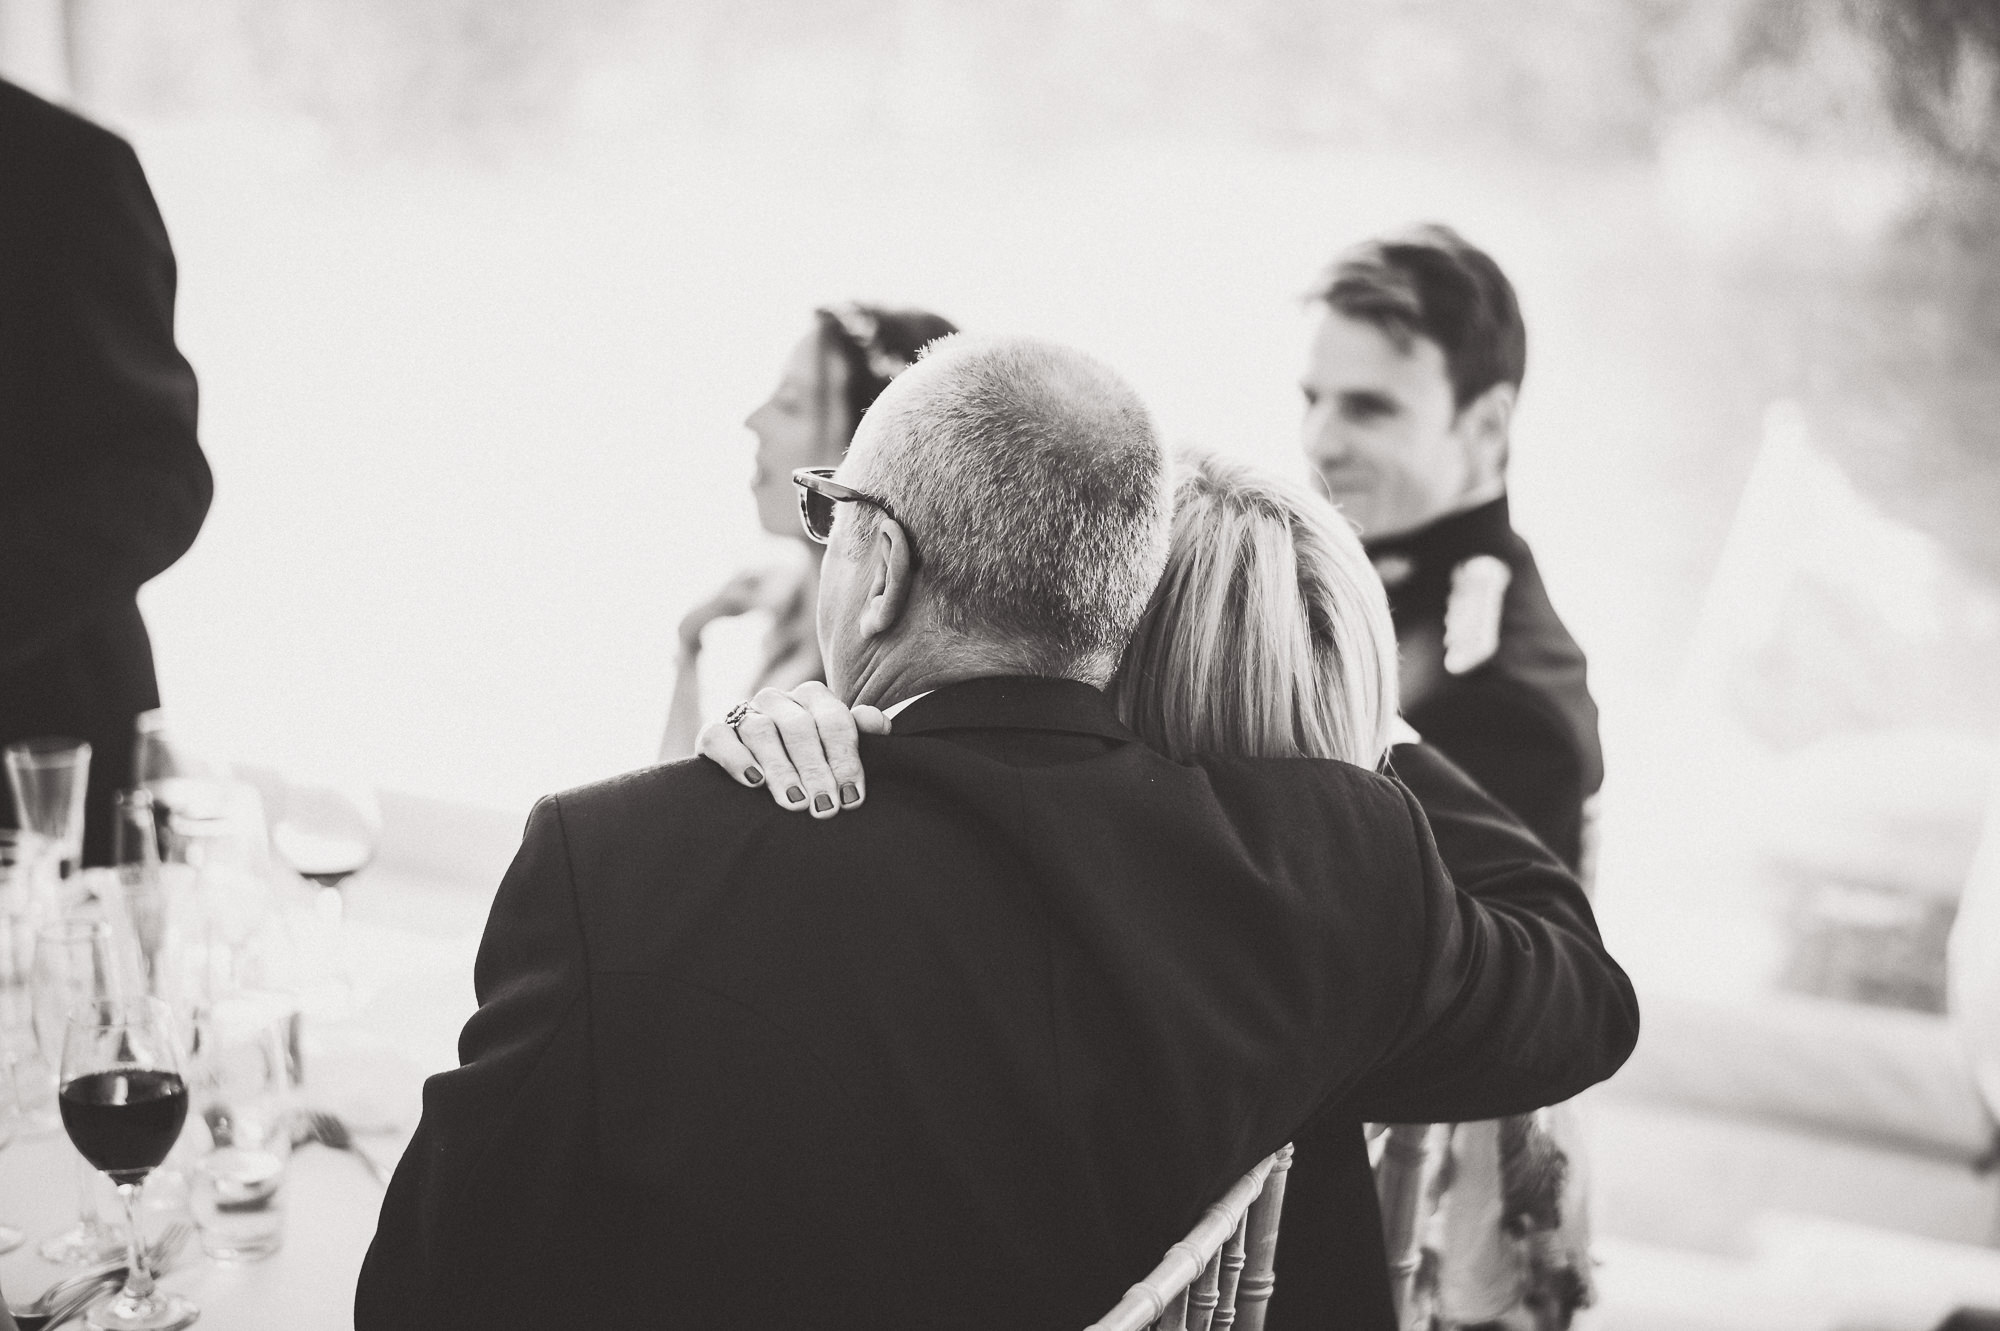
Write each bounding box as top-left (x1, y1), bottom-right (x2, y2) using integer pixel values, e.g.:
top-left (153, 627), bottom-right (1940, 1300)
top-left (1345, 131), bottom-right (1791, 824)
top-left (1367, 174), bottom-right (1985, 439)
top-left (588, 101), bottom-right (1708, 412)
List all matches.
top-left (1, 710), bottom-right (383, 1323)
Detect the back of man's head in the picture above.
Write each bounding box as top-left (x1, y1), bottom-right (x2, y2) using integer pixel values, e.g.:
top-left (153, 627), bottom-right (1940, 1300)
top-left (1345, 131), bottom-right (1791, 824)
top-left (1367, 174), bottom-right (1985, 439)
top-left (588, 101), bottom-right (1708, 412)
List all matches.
top-left (1309, 223), bottom-right (1526, 413)
top-left (842, 335), bottom-right (1171, 685)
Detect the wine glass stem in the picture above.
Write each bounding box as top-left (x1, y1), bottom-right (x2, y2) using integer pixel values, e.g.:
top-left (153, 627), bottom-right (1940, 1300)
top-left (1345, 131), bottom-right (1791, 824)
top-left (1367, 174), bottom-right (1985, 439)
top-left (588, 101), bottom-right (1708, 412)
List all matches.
top-left (316, 885), bottom-right (344, 932)
top-left (76, 1152), bottom-right (102, 1224)
top-left (114, 1180), bottom-right (154, 1301)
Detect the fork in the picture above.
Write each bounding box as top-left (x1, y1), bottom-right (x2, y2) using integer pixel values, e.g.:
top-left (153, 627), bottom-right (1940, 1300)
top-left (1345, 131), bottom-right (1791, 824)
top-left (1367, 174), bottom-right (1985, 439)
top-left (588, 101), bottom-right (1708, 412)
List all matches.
top-left (10, 1221), bottom-right (192, 1330)
top-left (299, 1109), bottom-right (389, 1186)
top-left (11, 1275), bottom-right (117, 1331)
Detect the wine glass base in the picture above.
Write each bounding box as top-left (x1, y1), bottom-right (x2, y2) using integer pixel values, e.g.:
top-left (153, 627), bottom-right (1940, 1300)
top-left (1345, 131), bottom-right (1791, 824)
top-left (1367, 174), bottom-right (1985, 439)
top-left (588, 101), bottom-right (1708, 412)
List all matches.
top-left (85, 1287), bottom-right (198, 1331)
top-left (0, 1222), bottom-right (22, 1254)
top-left (37, 1219), bottom-right (125, 1264)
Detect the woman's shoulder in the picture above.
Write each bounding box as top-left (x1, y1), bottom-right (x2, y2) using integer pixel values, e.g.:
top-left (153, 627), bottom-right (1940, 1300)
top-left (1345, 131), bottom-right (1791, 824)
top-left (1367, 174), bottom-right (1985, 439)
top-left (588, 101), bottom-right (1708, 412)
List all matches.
top-left (1192, 752), bottom-right (1416, 831)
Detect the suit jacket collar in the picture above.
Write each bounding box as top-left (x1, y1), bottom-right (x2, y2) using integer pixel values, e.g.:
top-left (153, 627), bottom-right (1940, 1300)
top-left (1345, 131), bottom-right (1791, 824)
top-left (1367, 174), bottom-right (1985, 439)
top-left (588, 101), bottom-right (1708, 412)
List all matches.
top-left (889, 675), bottom-right (1137, 744)
top-left (1362, 494), bottom-right (1514, 568)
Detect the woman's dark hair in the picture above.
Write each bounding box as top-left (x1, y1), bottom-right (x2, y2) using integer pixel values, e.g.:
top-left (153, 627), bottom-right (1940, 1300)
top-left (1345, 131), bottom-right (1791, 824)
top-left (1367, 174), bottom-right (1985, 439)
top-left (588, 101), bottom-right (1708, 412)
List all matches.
top-left (813, 303), bottom-right (960, 437)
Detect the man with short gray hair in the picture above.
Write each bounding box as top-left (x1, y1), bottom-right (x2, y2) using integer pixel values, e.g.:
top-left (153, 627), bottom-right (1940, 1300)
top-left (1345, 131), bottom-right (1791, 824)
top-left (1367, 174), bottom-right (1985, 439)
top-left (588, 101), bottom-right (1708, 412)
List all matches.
top-left (358, 336), bottom-right (1632, 1331)
top-left (820, 333), bottom-right (1171, 699)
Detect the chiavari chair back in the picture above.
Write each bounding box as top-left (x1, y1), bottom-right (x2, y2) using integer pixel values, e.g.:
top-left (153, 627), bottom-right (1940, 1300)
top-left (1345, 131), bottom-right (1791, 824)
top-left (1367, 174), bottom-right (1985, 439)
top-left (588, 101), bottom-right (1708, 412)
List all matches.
top-left (1083, 1143), bottom-right (1294, 1331)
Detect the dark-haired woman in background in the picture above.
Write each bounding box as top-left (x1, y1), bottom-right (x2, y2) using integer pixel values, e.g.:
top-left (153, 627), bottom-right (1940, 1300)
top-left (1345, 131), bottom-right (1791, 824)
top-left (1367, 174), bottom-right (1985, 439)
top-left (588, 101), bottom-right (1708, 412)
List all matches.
top-left (659, 304), bottom-right (958, 760)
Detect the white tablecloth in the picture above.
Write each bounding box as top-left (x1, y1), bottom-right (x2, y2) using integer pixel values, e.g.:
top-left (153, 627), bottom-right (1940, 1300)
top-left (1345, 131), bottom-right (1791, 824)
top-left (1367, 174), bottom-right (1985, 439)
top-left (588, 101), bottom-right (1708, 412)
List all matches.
top-left (1, 867), bottom-right (486, 1329)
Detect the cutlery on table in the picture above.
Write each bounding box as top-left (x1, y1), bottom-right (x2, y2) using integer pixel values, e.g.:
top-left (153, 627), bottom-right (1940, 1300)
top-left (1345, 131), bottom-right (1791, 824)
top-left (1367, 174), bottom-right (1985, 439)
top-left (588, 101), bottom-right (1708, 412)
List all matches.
top-left (9, 1221), bottom-right (191, 1331)
top-left (297, 1109), bottom-right (390, 1186)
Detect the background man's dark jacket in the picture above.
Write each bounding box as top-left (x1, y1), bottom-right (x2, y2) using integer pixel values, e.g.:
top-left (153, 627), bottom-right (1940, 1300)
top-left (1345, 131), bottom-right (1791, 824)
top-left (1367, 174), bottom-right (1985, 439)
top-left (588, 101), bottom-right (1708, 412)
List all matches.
top-left (1366, 495), bottom-right (1601, 871)
top-left (0, 78), bottom-right (209, 863)
top-left (1272, 495), bottom-right (1609, 1331)
top-left (356, 676), bottom-right (1636, 1331)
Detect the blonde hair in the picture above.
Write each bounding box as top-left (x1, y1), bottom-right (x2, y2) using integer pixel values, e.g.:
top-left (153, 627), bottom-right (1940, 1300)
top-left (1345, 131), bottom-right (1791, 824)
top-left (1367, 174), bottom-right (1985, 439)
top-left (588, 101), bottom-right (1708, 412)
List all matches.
top-left (1108, 451), bottom-right (1399, 767)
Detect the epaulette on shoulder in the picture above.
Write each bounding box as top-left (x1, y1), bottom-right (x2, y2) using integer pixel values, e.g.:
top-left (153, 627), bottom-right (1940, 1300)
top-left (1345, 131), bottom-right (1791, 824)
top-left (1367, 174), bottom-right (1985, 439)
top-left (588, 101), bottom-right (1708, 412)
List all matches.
top-left (1443, 554), bottom-right (1511, 675)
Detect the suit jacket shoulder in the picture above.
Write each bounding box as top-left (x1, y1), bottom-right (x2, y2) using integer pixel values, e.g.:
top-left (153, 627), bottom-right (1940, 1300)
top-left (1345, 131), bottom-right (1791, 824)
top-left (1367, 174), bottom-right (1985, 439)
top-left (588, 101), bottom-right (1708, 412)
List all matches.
top-left (0, 77), bottom-right (130, 169)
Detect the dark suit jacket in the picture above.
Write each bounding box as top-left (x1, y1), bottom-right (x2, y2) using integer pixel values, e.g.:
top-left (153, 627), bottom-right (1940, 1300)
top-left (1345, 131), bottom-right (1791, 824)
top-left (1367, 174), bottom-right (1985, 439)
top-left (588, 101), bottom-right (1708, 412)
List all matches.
top-left (1275, 500), bottom-right (1609, 1331)
top-left (1366, 497), bottom-right (1601, 872)
top-left (0, 78), bottom-right (209, 863)
top-left (356, 676), bottom-right (1636, 1330)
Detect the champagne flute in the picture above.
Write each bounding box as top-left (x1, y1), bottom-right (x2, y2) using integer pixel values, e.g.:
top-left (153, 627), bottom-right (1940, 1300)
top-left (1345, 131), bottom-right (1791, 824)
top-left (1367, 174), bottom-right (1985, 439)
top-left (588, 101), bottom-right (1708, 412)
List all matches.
top-left (113, 791), bottom-right (168, 997)
top-left (5, 737), bottom-right (91, 882)
top-left (34, 918), bottom-right (128, 1264)
top-left (59, 997), bottom-right (197, 1331)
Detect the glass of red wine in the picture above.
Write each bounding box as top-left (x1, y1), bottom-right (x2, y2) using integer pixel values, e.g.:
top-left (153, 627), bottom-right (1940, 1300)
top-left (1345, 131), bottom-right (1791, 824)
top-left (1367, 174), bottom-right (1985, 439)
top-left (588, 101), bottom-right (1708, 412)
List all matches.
top-left (35, 919), bottom-right (129, 1264)
top-left (59, 997), bottom-right (198, 1331)
top-left (270, 775), bottom-right (380, 1000)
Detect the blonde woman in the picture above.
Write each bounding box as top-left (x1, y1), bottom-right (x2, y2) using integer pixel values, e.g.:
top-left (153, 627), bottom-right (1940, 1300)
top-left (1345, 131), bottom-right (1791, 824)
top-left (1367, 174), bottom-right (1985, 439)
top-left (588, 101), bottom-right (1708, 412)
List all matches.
top-left (699, 448), bottom-right (1596, 1328)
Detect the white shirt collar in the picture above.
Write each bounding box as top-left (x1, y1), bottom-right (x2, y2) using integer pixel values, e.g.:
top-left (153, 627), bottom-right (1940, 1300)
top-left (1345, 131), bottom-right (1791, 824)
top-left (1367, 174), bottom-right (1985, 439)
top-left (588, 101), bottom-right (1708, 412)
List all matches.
top-left (882, 691), bottom-right (934, 721)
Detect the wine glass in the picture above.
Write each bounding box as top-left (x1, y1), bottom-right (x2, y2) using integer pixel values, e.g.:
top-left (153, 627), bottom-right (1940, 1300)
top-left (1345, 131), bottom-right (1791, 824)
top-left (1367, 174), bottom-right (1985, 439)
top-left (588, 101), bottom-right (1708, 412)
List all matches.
top-left (269, 775), bottom-right (380, 972)
top-left (34, 918), bottom-right (129, 1264)
top-left (59, 997), bottom-right (198, 1331)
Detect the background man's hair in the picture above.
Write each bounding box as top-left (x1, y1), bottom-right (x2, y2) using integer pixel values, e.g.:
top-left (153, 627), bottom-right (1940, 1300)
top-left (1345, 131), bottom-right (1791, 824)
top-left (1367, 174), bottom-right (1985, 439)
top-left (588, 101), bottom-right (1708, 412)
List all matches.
top-left (1307, 223), bottom-right (1526, 412)
top-left (844, 334), bottom-right (1171, 684)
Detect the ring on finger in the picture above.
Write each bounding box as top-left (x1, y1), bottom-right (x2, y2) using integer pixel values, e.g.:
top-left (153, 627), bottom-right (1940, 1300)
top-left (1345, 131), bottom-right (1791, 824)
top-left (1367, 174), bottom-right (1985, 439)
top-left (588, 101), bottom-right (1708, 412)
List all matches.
top-left (723, 700), bottom-right (753, 734)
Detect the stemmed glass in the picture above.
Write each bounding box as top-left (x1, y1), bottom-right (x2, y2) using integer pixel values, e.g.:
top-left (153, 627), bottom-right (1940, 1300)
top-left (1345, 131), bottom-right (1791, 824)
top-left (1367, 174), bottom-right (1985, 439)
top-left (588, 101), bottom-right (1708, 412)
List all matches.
top-left (269, 775), bottom-right (380, 983)
top-left (5, 736), bottom-right (91, 883)
top-left (113, 791), bottom-right (168, 998)
top-left (59, 997), bottom-right (197, 1331)
top-left (34, 918), bottom-right (128, 1264)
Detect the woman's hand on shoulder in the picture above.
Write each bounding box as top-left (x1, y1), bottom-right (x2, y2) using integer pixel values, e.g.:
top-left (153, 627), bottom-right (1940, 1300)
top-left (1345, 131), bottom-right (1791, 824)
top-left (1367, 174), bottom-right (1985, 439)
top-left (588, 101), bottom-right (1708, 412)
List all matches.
top-left (697, 681), bottom-right (888, 819)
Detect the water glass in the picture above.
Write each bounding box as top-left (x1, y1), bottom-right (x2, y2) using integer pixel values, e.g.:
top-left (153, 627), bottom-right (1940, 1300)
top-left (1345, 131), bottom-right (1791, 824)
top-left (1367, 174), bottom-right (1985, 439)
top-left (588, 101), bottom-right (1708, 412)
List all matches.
top-left (161, 783), bottom-right (274, 1002)
top-left (0, 842), bottom-right (46, 1134)
top-left (5, 737), bottom-right (92, 880)
top-left (189, 994), bottom-right (296, 1261)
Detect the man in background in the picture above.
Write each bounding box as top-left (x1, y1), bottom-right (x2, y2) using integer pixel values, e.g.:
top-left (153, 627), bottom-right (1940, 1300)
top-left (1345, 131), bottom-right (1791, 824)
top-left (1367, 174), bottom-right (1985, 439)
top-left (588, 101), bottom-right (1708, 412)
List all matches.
top-left (1279, 225), bottom-right (1604, 1330)
top-left (1302, 224), bottom-right (1599, 872)
top-left (0, 76), bottom-right (210, 864)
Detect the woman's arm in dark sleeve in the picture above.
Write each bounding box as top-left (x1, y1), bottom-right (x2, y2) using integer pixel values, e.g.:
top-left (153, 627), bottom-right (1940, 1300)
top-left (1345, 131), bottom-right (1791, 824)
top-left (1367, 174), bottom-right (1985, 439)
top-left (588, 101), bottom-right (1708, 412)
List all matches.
top-left (1407, 678), bottom-right (1587, 869)
top-left (0, 131), bottom-right (207, 670)
top-left (1346, 741), bottom-right (1638, 1123)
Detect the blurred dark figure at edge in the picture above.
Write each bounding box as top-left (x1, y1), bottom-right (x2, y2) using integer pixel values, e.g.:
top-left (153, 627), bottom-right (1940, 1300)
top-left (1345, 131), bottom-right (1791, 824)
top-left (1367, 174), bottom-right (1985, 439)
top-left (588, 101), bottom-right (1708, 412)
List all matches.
top-left (0, 76), bottom-right (209, 866)
top-left (1277, 226), bottom-right (1604, 1331)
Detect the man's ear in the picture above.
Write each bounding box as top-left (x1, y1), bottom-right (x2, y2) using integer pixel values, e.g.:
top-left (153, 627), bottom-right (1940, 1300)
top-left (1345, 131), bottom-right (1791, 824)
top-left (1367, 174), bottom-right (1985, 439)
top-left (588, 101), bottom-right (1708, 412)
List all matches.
top-left (856, 519), bottom-right (918, 641)
top-left (1457, 381), bottom-right (1515, 490)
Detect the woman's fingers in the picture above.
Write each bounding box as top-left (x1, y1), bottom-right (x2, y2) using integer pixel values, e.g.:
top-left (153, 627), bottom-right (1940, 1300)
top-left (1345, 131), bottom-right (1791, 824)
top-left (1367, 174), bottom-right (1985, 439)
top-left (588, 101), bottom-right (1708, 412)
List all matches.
top-left (793, 681), bottom-right (869, 810)
top-left (752, 685), bottom-right (845, 818)
top-left (698, 686), bottom-right (887, 818)
top-left (730, 701), bottom-right (812, 813)
top-left (694, 720), bottom-right (768, 788)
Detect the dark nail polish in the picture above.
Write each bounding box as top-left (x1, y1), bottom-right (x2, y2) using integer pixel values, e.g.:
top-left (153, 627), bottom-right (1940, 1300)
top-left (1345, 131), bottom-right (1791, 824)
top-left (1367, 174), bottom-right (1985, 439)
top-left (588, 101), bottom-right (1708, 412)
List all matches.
top-left (744, 767), bottom-right (763, 786)
top-left (785, 785), bottom-right (805, 804)
top-left (839, 783), bottom-right (860, 806)
top-left (813, 792), bottom-right (833, 813)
